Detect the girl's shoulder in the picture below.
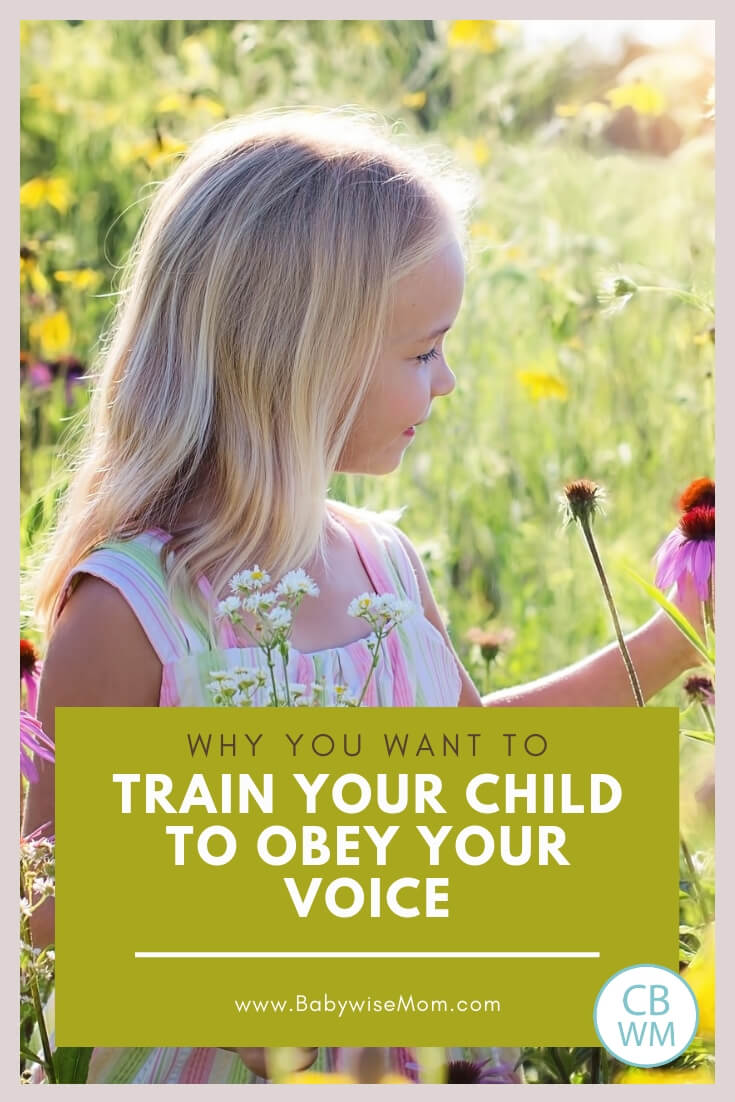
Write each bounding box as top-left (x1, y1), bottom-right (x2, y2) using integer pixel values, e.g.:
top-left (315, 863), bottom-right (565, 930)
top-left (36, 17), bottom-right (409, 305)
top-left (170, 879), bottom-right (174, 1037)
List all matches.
top-left (57, 529), bottom-right (211, 665)
top-left (63, 527), bottom-right (169, 579)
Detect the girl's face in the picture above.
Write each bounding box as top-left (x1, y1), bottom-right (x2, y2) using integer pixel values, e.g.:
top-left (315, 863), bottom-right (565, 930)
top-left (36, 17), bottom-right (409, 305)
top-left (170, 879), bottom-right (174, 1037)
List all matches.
top-left (338, 235), bottom-right (464, 475)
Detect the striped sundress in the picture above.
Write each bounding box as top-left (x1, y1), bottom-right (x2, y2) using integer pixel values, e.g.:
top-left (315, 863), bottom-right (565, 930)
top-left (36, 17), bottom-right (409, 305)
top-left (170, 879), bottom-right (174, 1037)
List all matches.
top-left (53, 502), bottom-right (523, 1084)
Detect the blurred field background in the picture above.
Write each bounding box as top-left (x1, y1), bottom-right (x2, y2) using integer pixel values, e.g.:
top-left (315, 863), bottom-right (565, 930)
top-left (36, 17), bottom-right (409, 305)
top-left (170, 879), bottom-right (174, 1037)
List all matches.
top-left (20, 16), bottom-right (714, 821)
top-left (19, 19), bottom-right (715, 1084)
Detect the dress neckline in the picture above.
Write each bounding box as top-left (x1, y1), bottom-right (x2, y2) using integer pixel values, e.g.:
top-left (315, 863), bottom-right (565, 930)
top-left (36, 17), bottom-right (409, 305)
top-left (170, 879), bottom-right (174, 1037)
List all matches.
top-left (146, 509), bottom-right (391, 655)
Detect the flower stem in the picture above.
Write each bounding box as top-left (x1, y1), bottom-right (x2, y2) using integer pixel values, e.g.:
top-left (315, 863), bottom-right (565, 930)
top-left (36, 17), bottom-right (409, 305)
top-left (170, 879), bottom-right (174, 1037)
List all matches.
top-left (356, 630), bottom-right (384, 707)
top-left (700, 702), bottom-right (715, 733)
top-left (680, 833), bottom-right (711, 925)
top-left (278, 644), bottom-right (291, 706)
top-left (579, 517), bottom-right (644, 707)
top-left (636, 285), bottom-right (715, 315)
top-left (264, 647), bottom-right (280, 707)
top-left (20, 875), bottom-right (56, 1085)
top-left (600, 1048), bottom-right (610, 1083)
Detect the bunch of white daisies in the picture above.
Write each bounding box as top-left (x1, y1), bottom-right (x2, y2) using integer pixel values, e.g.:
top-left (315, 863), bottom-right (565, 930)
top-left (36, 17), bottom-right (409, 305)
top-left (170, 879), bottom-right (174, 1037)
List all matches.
top-left (208, 566), bottom-right (415, 707)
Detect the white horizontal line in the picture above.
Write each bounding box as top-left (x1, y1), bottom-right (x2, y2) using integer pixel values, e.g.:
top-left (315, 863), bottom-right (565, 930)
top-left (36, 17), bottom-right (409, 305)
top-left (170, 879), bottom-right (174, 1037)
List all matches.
top-left (135, 951), bottom-right (600, 959)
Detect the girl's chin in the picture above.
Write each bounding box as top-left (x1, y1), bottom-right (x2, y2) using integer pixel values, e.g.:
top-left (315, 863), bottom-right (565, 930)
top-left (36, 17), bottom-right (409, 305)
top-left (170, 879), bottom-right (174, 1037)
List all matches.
top-left (336, 441), bottom-right (410, 476)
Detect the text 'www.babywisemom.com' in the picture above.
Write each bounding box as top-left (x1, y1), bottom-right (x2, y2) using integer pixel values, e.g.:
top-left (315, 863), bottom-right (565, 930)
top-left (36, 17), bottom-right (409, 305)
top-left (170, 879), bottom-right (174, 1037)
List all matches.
top-left (234, 994), bottom-right (501, 1017)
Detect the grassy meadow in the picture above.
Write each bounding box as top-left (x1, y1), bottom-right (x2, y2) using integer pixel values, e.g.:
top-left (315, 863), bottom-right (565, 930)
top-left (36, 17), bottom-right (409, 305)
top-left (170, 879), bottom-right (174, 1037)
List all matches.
top-left (20, 20), bottom-right (715, 1084)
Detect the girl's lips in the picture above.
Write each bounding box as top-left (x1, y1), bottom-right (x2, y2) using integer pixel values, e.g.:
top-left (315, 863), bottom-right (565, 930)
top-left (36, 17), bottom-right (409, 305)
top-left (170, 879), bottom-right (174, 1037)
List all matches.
top-left (402, 426), bottom-right (416, 437)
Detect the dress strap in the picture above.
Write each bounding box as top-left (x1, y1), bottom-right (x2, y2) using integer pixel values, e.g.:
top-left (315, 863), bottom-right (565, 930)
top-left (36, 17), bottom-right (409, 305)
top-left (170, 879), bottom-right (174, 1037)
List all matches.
top-left (328, 502), bottom-right (422, 606)
top-left (56, 532), bottom-right (213, 665)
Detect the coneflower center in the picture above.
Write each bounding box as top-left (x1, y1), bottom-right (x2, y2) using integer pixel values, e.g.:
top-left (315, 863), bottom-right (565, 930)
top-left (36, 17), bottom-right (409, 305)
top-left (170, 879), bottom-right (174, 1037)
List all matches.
top-left (680, 505), bottom-right (715, 541)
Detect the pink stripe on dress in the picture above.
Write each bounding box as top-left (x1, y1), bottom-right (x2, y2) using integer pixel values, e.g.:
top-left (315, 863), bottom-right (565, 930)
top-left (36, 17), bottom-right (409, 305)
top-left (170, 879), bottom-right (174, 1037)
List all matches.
top-left (180, 1047), bottom-right (217, 1083)
top-left (385, 628), bottom-right (414, 707)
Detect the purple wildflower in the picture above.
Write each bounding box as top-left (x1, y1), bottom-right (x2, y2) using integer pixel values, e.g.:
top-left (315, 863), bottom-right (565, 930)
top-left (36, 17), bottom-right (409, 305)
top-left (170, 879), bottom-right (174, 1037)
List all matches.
top-left (446, 1057), bottom-right (522, 1084)
top-left (654, 504), bottom-right (714, 600)
top-left (27, 362), bottom-right (53, 389)
top-left (20, 638), bottom-right (40, 715)
top-left (21, 822), bottom-right (54, 845)
top-left (21, 355), bottom-right (86, 404)
top-left (684, 675), bottom-right (715, 708)
top-left (20, 711), bottom-right (55, 784)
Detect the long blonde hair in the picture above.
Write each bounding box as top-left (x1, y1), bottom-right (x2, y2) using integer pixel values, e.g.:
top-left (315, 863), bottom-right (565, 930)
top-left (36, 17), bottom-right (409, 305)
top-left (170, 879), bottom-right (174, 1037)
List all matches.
top-left (34, 106), bottom-right (475, 636)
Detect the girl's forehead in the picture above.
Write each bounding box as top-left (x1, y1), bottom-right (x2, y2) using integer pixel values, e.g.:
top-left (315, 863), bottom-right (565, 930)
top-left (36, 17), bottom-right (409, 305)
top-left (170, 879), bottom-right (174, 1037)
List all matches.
top-left (389, 238), bottom-right (465, 344)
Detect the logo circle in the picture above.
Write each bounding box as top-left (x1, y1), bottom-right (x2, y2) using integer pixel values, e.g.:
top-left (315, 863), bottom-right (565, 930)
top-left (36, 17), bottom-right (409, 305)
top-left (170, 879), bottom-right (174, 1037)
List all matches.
top-left (593, 964), bottom-right (699, 1068)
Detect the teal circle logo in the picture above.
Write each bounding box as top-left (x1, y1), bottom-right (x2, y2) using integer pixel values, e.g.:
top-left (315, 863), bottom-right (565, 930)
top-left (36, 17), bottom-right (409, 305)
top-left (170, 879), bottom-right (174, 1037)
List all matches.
top-left (593, 964), bottom-right (699, 1068)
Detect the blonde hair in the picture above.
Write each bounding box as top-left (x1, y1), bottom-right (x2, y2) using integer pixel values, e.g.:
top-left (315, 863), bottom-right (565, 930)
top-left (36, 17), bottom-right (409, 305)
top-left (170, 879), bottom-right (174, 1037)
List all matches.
top-left (34, 106), bottom-right (475, 637)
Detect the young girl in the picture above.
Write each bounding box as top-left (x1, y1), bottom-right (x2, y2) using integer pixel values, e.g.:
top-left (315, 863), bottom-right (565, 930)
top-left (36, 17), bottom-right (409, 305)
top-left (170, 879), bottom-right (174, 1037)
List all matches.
top-left (25, 107), bottom-right (702, 1085)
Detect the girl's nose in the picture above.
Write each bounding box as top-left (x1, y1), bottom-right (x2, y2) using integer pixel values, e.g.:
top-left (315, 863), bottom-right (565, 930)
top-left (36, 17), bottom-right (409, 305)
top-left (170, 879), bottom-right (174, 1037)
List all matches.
top-left (431, 356), bottom-right (456, 398)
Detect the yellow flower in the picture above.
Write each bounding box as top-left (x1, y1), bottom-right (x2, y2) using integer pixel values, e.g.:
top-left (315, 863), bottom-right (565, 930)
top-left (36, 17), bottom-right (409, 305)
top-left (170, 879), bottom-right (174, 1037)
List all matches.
top-left (517, 369), bottom-right (569, 401)
top-left (20, 176), bottom-right (72, 214)
top-left (20, 252), bottom-right (48, 294)
top-left (616, 1064), bottom-right (714, 1085)
top-left (358, 23), bottom-right (382, 46)
top-left (26, 83), bottom-right (58, 112)
top-left (555, 103), bottom-right (580, 117)
top-left (54, 268), bottom-right (103, 291)
top-left (195, 96), bottom-right (226, 118)
top-left (580, 102), bottom-right (611, 119)
top-left (605, 82), bottom-right (667, 117)
top-left (448, 20), bottom-right (499, 53)
top-left (684, 923), bottom-right (715, 1040)
top-left (155, 92), bottom-right (188, 113)
top-left (469, 220), bottom-right (498, 241)
top-left (283, 1071), bottom-right (356, 1084)
top-left (117, 133), bottom-right (188, 168)
top-left (455, 137), bottom-right (491, 166)
top-left (402, 90), bottom-right (427, 110)
top-left (29, 310), bottom-right (72, 360)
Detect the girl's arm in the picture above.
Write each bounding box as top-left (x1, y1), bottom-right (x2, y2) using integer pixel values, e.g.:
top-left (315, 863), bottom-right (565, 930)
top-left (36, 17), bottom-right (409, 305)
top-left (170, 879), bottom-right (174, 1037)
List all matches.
top-left (23, 576), bottom-right (162, 949)
top-left (396, 529), bottom-right (703, 708)
top-left (24, 579), bottom-right (302, 1080)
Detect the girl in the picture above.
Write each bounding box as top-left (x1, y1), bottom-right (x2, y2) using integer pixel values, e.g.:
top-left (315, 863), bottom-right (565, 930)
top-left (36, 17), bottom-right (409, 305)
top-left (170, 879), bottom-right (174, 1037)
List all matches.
top-left (25, 107), bottom-right (702, 1085)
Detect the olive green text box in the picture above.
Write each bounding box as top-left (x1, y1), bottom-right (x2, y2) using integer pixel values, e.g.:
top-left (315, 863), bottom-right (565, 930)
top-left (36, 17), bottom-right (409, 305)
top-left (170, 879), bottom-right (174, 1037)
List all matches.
top-left (55, 707), bottom-right (678, 1046)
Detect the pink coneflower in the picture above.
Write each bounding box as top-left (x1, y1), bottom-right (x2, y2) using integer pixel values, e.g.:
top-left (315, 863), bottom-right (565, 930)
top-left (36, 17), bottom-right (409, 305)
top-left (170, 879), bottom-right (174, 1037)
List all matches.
top-left (679, 478), bottom-right (715, 512)
top-left (654, 504), bottom-right (715, 601)
top-left (465, 626), bottom-right (515, 663)
top-left (20, 638), bottom-right (40, 715)
top-left (684, 675), bottom-right (715, 708)
top-left (20, 710), bottom-right (55, 784)
top-left (446, 1057), bottom-right (522, 1084)
top-left (559, 479), bottom-right (606, 527)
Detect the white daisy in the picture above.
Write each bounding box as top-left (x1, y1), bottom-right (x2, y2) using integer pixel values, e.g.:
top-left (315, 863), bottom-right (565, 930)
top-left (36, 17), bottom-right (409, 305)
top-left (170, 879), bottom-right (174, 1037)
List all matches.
top-left (216, 595), bottom-right (242, 619)
top-left (347, 593), bottom-right (375, 618)
top-left (229, 566), bottom-right (271, 594)
top-left (276, 568), bottom-right (320, 600)
top-left (243, 591), bottom-right (277, 614)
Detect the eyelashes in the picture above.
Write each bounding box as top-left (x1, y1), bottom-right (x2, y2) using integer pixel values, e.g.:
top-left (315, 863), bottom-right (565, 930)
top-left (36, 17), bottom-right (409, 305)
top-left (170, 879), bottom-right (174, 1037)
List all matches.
top-left (417, 347), bottom-right (439, 365)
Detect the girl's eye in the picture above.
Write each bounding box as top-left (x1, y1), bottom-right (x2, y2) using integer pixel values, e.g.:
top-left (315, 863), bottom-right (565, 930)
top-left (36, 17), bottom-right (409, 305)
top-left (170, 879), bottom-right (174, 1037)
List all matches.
top-left (417, 347), bottom-right (439, 365)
